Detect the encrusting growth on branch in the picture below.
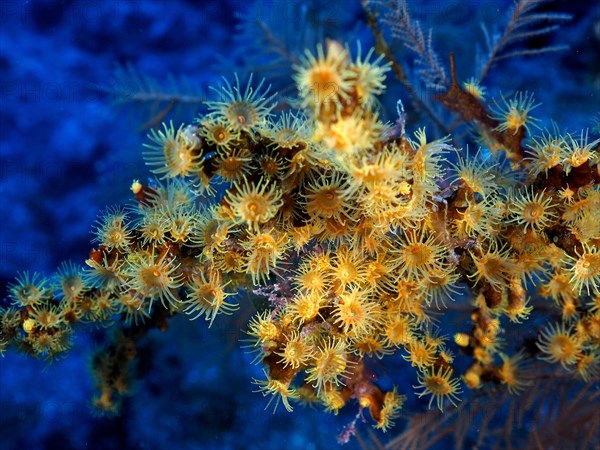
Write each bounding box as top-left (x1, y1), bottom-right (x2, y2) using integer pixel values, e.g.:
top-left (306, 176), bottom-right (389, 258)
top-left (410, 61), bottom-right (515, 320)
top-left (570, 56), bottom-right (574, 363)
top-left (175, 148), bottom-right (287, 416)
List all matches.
top-left (1, 10), bottom-right (598, 442)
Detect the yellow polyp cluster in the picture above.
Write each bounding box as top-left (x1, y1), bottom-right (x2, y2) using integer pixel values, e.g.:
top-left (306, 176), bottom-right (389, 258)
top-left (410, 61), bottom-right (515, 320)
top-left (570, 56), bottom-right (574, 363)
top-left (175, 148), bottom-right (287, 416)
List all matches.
top-left (490, 91), bottom-right (541, 135)
top-left (226, 177), bottom-right (284, 229)
top-left (206, 73), bottom-right (277, 133)
top-left (497, 351), bottom-right (531, 394)
top-left (1, 38), bottom-right (599, 436)
top-left (182, 269), bottom-right (237, 326)
top-left (374, 388), bottom-right (406, 430)
top-left (463, 77), bottom-right (486, 101)
top-left (414, 366), bottom-right (463, 411)
top-left (93, 207), bottom-right (132, 251)
top-left (143, 121), bottom-right (203, 178)
top-left (507, 187), bottom-right (559, 232)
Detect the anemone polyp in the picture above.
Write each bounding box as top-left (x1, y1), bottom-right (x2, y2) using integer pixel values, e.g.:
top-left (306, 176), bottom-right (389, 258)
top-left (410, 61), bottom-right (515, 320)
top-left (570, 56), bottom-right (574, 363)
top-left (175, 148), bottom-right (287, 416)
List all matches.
top-left (206, 73), bottom-right (277, 132)
top-left (294, 41), bottom-right (352, 112)
top-left (124, 251), bottom-right (183, 310)
top-left (143, 121), bottom-right (203, 178)
top-left (226, 178), bottom-right (283, 229)
top-left (490, 91), bottom-right (541, 135)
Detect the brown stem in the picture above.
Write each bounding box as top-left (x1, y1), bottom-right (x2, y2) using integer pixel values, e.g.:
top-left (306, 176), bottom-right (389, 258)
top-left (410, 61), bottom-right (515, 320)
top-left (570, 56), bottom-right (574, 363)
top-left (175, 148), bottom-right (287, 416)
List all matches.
top-left (360, 0), bottom-right (450, 135)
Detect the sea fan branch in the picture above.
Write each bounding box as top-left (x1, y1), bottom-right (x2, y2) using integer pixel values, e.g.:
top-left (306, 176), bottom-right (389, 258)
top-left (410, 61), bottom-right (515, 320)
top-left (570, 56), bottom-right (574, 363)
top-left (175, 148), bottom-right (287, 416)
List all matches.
top-left (383, 0), bottom-right (449, 92)
top-left (478, 0), bottom-right (571, 82)
top-left (105, 63), bottom-right (206, 129)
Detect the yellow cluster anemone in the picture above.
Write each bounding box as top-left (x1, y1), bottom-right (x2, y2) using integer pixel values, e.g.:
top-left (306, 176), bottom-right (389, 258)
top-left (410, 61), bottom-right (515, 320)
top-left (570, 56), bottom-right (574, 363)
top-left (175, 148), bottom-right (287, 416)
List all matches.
top-left (4, 37), bottom-right (600, 437)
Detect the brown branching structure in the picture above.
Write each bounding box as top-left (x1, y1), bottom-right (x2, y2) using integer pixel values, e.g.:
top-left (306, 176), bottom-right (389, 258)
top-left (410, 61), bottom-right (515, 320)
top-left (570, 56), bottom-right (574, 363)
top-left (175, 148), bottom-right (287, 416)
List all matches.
top-left (360, 0), bottom-right (450, 134)
top-left (435, 53), bottom-right (528, 165)
top-left (386, 372), bottom-right (599, 450)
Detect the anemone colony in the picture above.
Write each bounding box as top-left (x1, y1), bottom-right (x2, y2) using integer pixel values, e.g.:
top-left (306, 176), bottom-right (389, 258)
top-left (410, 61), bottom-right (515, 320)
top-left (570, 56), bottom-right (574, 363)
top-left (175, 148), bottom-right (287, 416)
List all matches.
top-left (2, 41), bottom-right (599, 432)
